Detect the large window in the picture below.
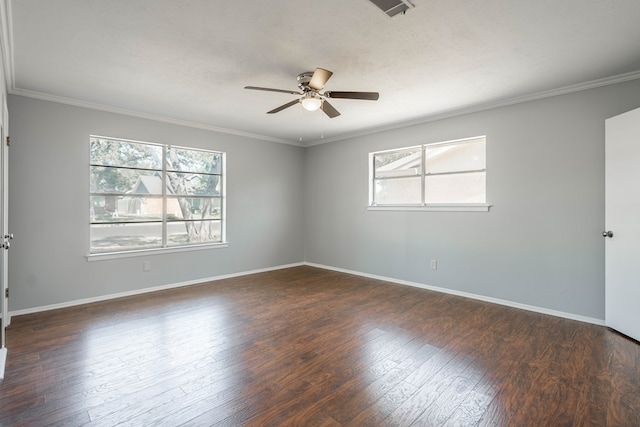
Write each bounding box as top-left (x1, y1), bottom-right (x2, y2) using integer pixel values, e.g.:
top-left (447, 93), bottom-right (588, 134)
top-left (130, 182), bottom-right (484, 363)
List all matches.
top-left (369, 136), bottom-right (487, 209)
top-left (89, 136), bottom-right (225, 255)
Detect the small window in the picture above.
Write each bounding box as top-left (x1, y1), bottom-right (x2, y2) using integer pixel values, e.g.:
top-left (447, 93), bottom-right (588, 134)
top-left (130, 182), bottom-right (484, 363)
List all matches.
top-left (370, 136), bottom-right (487, 208)
top-left (89, 136), bottom-right (225, 255)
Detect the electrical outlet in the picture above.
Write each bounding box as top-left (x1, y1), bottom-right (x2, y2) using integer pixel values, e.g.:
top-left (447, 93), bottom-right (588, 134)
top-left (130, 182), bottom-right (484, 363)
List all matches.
top-left (143, 261), bottom-right (151, 272)
top-left (430, 259), bottom-right (437, 270)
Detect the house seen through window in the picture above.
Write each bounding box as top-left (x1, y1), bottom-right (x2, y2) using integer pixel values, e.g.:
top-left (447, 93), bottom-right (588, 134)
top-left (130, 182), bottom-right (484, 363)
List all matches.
top-left (90, 136), bottom-right (225, 254)
top-left (370, 136), bottom-right (486, 206)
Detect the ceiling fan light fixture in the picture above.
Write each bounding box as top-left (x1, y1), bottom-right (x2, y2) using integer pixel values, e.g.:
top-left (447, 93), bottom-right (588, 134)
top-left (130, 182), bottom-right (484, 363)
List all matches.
top-left (301, 93), bottom-right (322, 111)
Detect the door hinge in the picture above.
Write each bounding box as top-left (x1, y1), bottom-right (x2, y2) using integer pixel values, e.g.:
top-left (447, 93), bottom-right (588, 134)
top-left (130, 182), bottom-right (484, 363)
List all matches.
top-left (5, 136), bottom-right (9, 146)
top-left (4, 288), bottom-right (7, 298)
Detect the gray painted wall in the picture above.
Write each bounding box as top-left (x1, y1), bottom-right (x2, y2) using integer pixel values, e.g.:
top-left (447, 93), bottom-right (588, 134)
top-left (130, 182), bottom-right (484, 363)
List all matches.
top-left (7, 95), bottom-right (305, 311)
top-left (304, 79), bottom-right (640, 320)
top-left (7, 78), bottom-right (640, 319)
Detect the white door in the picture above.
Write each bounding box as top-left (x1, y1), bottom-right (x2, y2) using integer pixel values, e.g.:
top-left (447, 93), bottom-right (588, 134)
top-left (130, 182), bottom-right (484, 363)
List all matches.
top-left (605, 106), bottom-right (640, 342)
top-left (0, 97), bottom-right (8, 379)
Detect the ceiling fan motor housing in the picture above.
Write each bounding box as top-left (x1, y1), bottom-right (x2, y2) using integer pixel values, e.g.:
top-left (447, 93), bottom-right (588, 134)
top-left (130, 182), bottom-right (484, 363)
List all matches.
top-left (297, 72), bottom-right (315, 91)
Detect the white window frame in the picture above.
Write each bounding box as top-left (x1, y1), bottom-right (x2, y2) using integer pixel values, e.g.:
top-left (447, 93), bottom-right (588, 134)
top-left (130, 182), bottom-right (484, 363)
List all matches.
top-left (87, 136), bottom-right (227, 260)
top-left (368, 136), bottom-right (491, 212)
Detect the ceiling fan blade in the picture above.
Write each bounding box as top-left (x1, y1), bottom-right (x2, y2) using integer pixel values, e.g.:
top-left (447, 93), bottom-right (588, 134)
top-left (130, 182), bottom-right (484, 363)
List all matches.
top-left (308, 68), bottom-right (333, 91)
top-left (321, 100), bottom-right (341, 118)
top-left (324, 91), bottom-right (379, 101)
top-left (267, 99), bottom-right (300, 114)
top-left (245, 86), bottom-right (302, 95)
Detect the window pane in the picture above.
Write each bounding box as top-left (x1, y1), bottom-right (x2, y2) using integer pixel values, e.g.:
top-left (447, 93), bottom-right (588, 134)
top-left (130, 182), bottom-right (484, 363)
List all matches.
top-left (167, 220), bottom-right (222, 246)
top-left (425, 172), bottom-right (486, 203)
top-left (426, 138), bottom-right (485, 174)
top-left (167, 147), bottom-right (222, 174)
top-left (91, 166), bottom-right (163, 194)
top-left (90, 223), bottom-right (162, 253)
top-left (166, 172), bottom-right (220, 196)
top-left (374, 148), bottom-right (422, 178)
top-left (374, 177), bottom-right (421, 205)
top-left (90, 138), bottom-right (162, 169)
top-left (90, 137), bottom-right (225, 255)
top-left (91, 196), bottom-right (163, 223)
top-left (167, 197), bottom-right (222, 220)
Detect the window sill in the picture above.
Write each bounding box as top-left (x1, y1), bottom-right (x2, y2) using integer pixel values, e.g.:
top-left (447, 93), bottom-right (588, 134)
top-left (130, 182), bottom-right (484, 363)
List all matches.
top-left (86, 242), bottom-right (229, 261)
top-left (367, 204), bottom-right (492, 212)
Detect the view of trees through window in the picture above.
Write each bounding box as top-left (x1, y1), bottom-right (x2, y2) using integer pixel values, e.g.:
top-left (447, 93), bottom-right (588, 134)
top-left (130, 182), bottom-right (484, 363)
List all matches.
top-left (90, 136), bottom-right (224, 254)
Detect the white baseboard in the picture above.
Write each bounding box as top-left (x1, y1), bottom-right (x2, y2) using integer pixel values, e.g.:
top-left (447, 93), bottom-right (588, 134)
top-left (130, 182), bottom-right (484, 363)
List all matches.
top-left (8, 260), bottom-right (605, 327)
top-left (9, 262), bottom-right (305, 318)
top-left (0, 347), bottom-right (6, 380)
top-left (304, 262), bottom-right (605, 326)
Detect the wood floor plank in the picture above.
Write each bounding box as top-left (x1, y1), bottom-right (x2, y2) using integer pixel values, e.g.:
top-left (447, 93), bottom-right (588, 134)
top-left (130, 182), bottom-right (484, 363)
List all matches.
top-left (606, 332), bottom-right (640, 426)
top-left (349, 380), bottom-right (420, 426)
top-left (444, 389), bottom-right (494, 427)
top-left (87, 386), bottom-right (186, 425)
top-left (1, 266), bottom-right (639, 426)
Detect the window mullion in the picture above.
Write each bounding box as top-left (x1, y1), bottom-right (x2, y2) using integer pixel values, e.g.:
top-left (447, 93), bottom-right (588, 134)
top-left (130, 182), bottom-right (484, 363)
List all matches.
top-left (426, 168), bottom-right (486, 177)
top-left (421, 145), bottom-right (426, 205)
top-left (162, 146), bottom-right (167, 248)
top-left (371, 154), bottom-right (376, 205)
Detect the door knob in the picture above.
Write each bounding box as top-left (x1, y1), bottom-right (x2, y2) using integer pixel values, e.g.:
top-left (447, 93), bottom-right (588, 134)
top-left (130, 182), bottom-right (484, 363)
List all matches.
top-left (603, 231), bottom-right (613, 238)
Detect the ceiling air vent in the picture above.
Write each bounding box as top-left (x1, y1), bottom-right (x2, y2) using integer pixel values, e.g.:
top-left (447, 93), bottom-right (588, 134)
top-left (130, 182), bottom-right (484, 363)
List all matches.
top-left (368, 0), bottom-right (414, 17)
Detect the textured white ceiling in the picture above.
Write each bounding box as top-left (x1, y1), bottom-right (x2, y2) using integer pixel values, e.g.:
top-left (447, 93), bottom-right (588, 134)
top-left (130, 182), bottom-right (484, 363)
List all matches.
top-left (7, 0), bottom-right (640, 145)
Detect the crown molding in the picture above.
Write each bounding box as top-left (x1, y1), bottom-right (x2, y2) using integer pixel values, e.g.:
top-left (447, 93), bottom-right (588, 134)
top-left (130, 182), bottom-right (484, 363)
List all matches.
top-left (9, 87), bottom-right (303, 146)
top-left (304, 69), bottom-right (640, 147)
top-left (11, 67), bottom-right (640, 149)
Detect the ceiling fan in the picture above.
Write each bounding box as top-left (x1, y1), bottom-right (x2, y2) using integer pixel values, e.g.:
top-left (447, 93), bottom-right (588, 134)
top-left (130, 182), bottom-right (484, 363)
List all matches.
top-left (244, 68), bottom-right (379, 118)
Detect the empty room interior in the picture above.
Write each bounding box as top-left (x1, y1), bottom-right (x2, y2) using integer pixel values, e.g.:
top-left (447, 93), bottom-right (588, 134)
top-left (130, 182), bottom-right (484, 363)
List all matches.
top-left (1, 0), bottom-right (640, 425)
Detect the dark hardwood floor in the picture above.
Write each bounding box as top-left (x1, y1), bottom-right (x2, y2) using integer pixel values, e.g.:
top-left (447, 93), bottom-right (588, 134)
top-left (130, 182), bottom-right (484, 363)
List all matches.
top-left (1, 266), bottom-right (639, 426)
